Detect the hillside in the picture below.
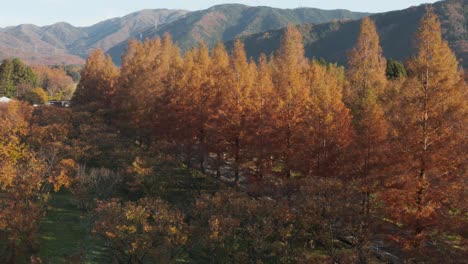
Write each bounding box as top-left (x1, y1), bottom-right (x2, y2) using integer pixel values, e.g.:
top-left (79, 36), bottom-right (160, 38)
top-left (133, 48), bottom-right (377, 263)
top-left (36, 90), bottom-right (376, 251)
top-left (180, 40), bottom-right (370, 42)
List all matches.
top-left (230, 0), bottom-right (467, 67)
top-left (0, 9), bottom-right (188, 65)
top-left (106, 4), bottom-right (370, 64)
top-left (0, 5), bottom-right (368, 65)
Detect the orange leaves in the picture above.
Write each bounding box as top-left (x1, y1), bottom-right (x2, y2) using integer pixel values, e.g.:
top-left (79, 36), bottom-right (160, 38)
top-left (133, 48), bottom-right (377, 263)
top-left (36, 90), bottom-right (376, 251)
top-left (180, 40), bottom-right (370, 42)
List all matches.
top-left (380, 9), bottom-right (466, 254)
top-left (0, 100), bottom-right (84, 261)
top-left (304, 62), bottom-right (352, 177)
top-left (194, 189), bottom-right (299, 261)
top-left (129, 156), bottom-right (153, 176)
top-left (0, 104), bottom-right (49, 259)
top-left (93, 198), bottom-right (188, 262)
top-left (72, 49), bottom-right (119, 110)
top-left (347, 17), bottom-right (387, 99)
top-left (49, 158), bottom-right (76, 191)
top-left (32, 65), bottom-right (75, 100)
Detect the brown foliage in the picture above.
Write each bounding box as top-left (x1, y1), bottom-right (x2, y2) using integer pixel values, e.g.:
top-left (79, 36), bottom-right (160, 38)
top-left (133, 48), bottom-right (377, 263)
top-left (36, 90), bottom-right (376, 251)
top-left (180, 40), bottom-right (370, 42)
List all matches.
top-left (93, 198), bottom-right (187, 264)
top-left (383, 8), bottom-right (467, 257)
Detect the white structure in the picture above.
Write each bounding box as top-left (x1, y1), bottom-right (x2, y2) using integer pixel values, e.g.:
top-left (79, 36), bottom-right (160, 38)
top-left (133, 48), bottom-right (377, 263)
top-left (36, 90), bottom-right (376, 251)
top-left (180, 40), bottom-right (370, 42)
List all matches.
top-left (0, 96), bottom-right (12, 103)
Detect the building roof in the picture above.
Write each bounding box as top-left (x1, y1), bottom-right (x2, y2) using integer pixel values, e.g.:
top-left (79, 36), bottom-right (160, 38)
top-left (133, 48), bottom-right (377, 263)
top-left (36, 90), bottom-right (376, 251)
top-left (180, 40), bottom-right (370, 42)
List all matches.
top-left (0, 97), bottom-right (12, 103)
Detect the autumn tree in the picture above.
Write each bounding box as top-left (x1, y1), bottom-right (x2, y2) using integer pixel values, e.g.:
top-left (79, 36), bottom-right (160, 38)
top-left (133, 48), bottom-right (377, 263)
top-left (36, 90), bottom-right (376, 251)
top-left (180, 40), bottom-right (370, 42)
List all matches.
top-left (194, 190), bottom-right (298, 263)
top-left (222, 40), bottom-right (256, 182)
top-left (0, 101), bottom-right (72, 263)
top-left (304, 61), bottom-right (352, 178)
top-left (174, 42), bottom-right (212, 171)
top-left (246, 54), bottom-right (277, 179)
top-left (93, 198), bottom-right (187, 264)
top-left (346, 16), bottom-right (389, 215)
top-left (345, 17), bottom-right (391, 262)
top-left (72, 49), bottom-right (119, 110)
top-left (271, 25), bottom-right (310, 178)
top-left (145, 34), bottom-right (180, 144)
top-left (153, 34), bottom-right (184, 146)
top-left (114, 35), bottom-right (180, 145)
top-left (383, 9), bottom-right (467, 259)
top-left (21, 87), bottom-right (48, 105)
top-left (206, 42), bottom-right (231, 178)
top-left (114, 39), bottom-right (154, 139)
top-left (33, 66), bottom-right (75, 100)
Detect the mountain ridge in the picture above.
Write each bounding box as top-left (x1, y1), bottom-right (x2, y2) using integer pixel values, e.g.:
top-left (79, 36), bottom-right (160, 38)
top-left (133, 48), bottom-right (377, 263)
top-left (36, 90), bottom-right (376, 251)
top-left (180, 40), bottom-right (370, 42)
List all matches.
top-left (228, 0), bottom-right (466, 68)
top-left (0, 5), bottom-right (369, 65)
top-left (0, 9), bottom-right (190, 65)
top-left (107, 4), bottom-right (370, 64)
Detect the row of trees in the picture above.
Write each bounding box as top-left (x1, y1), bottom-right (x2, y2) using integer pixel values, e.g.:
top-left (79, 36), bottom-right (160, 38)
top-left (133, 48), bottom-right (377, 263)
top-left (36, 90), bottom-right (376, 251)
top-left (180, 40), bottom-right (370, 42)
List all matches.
top-left (0, 100), bottom-right (78, 262)
top-left (71, 8), bottom-right (466, 261)
top-left (71, 8), bottom-right (466, 262)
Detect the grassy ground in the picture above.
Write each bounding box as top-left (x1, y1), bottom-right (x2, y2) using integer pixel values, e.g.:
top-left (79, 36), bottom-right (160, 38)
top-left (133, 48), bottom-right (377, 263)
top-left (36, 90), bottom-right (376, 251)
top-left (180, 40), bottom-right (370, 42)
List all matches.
top-left (38, 192), bottom-right (109, 264)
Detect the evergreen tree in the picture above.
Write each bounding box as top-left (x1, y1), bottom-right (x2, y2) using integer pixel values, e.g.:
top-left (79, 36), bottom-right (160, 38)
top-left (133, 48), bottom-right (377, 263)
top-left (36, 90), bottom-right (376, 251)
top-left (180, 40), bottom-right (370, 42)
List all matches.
top-left (0, 59), bottom-right (14, 97)
top-left (386, 59), bottom-right (407, 80)
top-left (11, 58), bottom-right (36, 87)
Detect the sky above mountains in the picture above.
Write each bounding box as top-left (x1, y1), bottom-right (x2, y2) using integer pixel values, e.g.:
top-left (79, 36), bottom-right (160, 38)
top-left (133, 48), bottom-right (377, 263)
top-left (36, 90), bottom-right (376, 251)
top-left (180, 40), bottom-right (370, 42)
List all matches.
top-left (0, 0), bottom-right (439, 27)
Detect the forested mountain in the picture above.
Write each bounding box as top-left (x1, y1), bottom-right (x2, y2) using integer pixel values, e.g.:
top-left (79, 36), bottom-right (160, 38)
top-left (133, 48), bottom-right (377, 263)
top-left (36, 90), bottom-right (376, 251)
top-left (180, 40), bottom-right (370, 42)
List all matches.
top-left (107, 4), bottom-right (370, 64)
top-left (231, 0), bottom-right (467, 67)
top-left (0, 9), bottom-right (188, 64)
top-left (0, 1), bottom-right (464, 67)
top-left (0, 5), bottom-right (368, 65)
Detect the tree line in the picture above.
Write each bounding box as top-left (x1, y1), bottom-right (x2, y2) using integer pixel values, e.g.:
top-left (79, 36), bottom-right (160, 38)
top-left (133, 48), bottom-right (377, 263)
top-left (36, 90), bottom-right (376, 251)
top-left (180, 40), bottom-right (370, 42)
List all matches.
top-left (0, 58), bottom-right (78, 103)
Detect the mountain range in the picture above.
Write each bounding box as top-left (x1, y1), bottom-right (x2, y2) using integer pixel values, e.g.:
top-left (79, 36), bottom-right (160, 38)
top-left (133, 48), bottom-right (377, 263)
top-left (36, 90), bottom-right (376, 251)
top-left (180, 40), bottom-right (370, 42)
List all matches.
top-left (230, 0), bottom-right (467, 68)
top-left (0, 9), bottom-right (189, 65)
top-left (0, 1), bottom-right (465, 68)
top-left (0, 5), bottom-right (369, 65)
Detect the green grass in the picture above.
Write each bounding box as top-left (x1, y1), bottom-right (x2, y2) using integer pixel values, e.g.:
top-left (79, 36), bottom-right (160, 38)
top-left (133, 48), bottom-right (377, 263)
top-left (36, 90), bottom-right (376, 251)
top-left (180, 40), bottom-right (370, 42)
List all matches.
top-left (38, 192), bottom-right (109, 264)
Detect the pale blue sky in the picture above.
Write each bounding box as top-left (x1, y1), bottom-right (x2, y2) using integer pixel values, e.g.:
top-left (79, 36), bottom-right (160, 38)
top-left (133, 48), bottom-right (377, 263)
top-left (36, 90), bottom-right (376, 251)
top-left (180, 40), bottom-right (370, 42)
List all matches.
top-left (0, 0), bottom-right (439, 27)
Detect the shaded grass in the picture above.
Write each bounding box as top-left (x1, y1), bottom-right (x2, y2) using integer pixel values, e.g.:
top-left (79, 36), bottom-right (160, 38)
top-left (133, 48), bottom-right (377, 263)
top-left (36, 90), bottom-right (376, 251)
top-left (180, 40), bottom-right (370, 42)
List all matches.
top-left (38, 192), bottom-right (109, 263)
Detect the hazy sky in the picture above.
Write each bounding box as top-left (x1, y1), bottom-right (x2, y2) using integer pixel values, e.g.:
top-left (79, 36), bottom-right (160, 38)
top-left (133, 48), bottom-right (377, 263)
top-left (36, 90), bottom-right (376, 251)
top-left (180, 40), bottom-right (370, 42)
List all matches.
top-left (0, 0), bottom-right (439, 27)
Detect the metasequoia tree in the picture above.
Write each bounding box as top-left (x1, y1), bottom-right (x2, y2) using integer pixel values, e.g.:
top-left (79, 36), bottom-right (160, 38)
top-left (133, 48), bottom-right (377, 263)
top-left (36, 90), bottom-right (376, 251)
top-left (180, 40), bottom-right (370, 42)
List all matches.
top-left (272, 25), bottom-right (310, 178)
top-left (383, 9), bottom-right (466, 256)
top-left (114, 37), bottom-right (172, 142)
top-left (223, 40), bottom-right (256, 183)
top-left (347, 17), bottom-right (389, 218)
top-left (207, 42), bottom-right (231, 178)
top-left (304, 61), bottom-right (352, 178)
top-left (72, 49), bottom-right (119, 110)
top-left (175, 43), bottom-right (212, 170)
top-left (246, 54), bottom-right (277, 179)
top-left (155, 34), bottom-right (184, 145)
